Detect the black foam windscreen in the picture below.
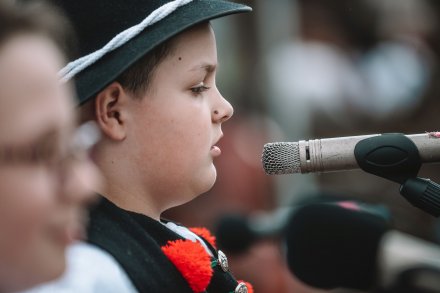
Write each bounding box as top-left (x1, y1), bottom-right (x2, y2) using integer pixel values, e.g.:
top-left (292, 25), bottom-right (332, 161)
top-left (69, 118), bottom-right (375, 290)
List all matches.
top-left (285, 202), bottom-right (389, 290)
top-left (214, 214), bottom-right (258, 254)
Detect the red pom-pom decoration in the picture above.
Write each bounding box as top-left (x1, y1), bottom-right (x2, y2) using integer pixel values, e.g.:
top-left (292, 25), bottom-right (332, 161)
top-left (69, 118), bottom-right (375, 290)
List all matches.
top-left (162, 239), bottom-right (213, 292)
top-left (189, 227), bottom-right (217, 249)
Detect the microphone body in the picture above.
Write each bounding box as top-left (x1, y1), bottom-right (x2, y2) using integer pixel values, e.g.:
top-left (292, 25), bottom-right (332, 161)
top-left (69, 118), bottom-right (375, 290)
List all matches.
top-left (263, 133), bottom-right (440, 175)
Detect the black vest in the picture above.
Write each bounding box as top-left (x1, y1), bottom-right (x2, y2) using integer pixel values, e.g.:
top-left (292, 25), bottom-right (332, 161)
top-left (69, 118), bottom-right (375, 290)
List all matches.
top-left (87, 196), bottom-right (241, 293)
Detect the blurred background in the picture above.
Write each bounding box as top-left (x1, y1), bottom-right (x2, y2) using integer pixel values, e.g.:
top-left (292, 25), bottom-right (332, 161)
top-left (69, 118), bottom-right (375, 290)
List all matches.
top-left (163, 0), bottom-right (440, 292)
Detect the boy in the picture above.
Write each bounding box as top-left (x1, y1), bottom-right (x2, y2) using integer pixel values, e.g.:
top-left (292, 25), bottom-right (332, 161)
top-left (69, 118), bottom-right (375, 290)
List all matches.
top-left (52, 1), bottom-right (253, 292)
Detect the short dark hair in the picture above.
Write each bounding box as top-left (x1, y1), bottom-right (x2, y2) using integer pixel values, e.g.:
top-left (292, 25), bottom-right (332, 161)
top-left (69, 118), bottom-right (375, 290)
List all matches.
top-left (0, 0), bottom-right (76, 59)
top-left (78, 37), bottom-right (175, 121)
top-left (115, 37), bottom-right (175, 98)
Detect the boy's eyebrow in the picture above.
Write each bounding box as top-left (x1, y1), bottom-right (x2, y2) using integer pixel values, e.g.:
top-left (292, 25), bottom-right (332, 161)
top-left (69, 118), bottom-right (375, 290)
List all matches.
top-left (189, 63), bottom-right (216, 73)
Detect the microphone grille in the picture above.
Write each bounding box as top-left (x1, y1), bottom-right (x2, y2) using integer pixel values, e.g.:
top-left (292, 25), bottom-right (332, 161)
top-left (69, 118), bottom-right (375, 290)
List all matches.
top-left (262, 142), bottom-right (301, 175)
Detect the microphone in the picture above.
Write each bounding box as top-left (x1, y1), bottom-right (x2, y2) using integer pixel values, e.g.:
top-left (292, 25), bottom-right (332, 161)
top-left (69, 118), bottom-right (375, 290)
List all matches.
top-left (285, 202), bottom-right (440, 292)
top-left (214, 197), bottom-right (390, 254)
top-left (262, 132), bottom-right (440, 175)
top-left (262, 132), bottom-right (440, 217)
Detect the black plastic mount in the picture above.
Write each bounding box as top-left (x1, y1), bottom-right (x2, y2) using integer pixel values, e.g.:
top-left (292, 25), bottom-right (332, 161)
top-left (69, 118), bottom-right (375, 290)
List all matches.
top-left (354, 133), bottom-right (440, 217)
top-left (354, 133), bottom-right (421, 184)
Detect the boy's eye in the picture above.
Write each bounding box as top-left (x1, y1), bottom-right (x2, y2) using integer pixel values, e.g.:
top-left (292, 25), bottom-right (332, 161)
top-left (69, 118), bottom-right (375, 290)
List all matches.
top-left (191, 83), bottom-right (211, 94)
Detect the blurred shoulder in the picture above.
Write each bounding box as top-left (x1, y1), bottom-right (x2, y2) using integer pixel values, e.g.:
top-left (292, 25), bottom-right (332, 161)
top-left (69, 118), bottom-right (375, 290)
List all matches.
top-left (20, 242), bottom-right (137, 293)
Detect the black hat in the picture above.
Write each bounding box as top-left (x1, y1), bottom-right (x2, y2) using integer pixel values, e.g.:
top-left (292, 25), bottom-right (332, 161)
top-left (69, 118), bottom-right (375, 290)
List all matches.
top-left (53, 0), bottom-right (251, 105)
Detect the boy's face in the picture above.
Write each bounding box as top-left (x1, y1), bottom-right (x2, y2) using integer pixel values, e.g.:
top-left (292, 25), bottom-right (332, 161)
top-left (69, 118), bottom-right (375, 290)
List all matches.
top-left (0, 34), bottom-right (99, 291)
top-left (125, 23), bottom-right (233, 210)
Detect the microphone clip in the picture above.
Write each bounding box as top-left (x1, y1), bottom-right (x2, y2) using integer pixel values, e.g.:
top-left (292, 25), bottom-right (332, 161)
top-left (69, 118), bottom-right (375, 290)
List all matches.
top-left (354, 133), bottom-right (440, 217)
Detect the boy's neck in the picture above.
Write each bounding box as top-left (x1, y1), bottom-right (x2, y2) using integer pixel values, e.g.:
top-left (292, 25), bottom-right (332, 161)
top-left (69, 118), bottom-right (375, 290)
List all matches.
top-left (98, 184), bottom-right (162, 221)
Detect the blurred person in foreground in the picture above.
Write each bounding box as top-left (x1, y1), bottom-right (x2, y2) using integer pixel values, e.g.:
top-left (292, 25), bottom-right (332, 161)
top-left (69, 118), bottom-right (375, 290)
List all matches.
top-left (0, 1), bottom-right (101, 292)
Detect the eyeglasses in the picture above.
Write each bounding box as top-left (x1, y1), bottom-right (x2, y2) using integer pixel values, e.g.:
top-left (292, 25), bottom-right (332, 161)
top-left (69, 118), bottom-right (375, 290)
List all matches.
top-left (0, 121), bottom-right (101, 167)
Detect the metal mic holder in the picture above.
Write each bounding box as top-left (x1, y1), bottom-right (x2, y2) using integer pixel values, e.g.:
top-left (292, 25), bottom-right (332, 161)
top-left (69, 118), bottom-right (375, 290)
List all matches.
top-left (354, 133), bottom-right (440, 217)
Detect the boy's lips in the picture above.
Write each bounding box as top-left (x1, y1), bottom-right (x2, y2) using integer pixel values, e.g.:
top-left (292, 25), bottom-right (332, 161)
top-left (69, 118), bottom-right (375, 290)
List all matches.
top-left (210, 145), bottom-right (221, 156)
top-left (211, 133), bottom-right (223, 157)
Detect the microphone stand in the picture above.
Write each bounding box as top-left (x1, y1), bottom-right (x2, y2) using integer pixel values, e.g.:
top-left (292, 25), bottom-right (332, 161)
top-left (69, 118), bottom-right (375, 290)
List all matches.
top-left (400, 178), bottom-right (440, 218)
top-left (354, 133), bottom-right (440, 217)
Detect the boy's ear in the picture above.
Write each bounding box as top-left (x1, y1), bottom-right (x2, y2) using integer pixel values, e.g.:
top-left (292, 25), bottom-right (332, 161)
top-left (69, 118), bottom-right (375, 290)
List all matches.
top-left (94, 82), bottom-right (128, 141)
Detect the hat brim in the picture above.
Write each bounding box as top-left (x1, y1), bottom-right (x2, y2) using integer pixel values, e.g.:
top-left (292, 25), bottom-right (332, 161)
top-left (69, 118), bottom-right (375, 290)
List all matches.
top-left (74, 0), bottom-right (251, 104)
